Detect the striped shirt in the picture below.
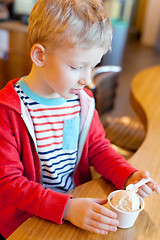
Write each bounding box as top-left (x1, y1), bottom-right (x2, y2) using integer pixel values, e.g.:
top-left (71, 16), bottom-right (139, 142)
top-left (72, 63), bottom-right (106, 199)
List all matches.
top-left (14, 78), bottom-right (81, 192)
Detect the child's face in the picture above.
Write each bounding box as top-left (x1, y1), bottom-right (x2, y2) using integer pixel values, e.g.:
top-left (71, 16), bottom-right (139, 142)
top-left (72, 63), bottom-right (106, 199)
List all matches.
top-left (42, 47), bottom-right (105, 99)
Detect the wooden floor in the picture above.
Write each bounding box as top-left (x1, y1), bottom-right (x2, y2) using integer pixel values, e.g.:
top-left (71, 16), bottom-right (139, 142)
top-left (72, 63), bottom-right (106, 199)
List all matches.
top-left (111, 38), bottom-right (160, 118)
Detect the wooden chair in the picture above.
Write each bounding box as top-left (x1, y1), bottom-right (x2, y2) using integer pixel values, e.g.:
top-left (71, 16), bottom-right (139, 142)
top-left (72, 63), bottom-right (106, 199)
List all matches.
top-left (89, 66), bottom-right (145, 160)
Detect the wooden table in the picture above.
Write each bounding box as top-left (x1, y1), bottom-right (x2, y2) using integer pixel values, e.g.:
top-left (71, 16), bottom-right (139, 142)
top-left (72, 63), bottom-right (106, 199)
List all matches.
top-left (7, 65), bottom-right (160, 239)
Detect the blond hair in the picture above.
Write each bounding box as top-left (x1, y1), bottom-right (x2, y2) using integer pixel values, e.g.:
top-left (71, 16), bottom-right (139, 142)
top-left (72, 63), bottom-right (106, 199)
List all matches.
top-left (28, 0), bottom-right (112, 51)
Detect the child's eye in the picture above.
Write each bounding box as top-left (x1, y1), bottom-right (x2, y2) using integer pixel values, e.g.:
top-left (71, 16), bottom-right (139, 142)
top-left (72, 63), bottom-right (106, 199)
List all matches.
top-left (70, 66), bottom-right (82, 70)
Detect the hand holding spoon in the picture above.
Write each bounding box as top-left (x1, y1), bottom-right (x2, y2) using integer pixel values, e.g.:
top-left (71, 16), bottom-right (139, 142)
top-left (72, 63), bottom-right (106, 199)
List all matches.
top-left (126, 178), bottom-right (152, 192)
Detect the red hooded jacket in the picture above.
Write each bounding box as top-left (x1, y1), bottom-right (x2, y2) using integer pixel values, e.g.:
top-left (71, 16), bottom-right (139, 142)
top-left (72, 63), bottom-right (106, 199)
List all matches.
top-left (0, 79), bottom-right (137, 238)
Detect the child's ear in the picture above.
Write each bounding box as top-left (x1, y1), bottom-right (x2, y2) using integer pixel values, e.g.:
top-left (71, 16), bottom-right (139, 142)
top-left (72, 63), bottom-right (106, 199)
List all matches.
top-left (30, 44), bottom-right (46, 67)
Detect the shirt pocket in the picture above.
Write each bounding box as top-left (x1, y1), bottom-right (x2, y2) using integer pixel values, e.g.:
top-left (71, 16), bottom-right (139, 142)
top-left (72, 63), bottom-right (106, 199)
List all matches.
top-left (62, 117), bottom-right (80, 150)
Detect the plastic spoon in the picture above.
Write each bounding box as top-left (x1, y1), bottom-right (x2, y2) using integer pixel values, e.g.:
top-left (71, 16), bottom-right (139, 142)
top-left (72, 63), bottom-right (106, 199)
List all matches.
top-left (126, 178), bottom-right (152, 192)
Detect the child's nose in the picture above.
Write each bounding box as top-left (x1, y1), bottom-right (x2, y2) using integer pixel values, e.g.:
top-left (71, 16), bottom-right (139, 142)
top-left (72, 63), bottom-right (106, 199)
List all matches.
top-left (79, 78), bottom-right (91, 86)
top-left (79, 71), bottom-right (91, 86)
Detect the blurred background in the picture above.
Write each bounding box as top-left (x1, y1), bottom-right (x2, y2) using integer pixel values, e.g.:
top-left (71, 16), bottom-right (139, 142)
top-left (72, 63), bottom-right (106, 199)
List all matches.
top-left (0, 0), bottom-right (160, 119)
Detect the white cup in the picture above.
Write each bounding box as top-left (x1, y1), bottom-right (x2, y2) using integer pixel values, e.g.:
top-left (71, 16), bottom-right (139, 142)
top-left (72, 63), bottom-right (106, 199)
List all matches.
top-left (108, 190), bottom-right (144, 228)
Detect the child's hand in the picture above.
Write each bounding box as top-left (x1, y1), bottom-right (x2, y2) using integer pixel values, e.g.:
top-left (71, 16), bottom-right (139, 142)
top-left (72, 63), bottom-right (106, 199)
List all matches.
top-left (63, 198), bottom-right (119, 235)
top-left (125, 170), bottom-right (160, 198)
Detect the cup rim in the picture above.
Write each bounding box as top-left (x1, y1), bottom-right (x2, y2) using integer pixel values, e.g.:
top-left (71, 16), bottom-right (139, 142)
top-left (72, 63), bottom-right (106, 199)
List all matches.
top-left (108, 189), bottom-right (144, 214)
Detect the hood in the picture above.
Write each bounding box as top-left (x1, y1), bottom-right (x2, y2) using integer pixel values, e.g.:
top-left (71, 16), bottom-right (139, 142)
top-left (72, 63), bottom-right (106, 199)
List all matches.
top-left (0, 79), bottom-right (21, 114)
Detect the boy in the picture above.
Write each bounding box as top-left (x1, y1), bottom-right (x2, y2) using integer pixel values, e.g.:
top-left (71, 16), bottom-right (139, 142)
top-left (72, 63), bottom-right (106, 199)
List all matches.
top-left (0, 0), bottom-right (159, 238)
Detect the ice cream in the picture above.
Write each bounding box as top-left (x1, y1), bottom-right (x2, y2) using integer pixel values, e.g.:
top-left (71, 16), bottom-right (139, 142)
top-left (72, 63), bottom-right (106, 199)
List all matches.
top-left (110, 190), bottom-right (141, 212)
top-left (108, 190), bottom-right (144, 228)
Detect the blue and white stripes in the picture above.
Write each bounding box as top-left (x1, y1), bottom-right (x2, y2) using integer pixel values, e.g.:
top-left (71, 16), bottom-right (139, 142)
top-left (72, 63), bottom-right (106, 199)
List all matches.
top-left (14, 79), bottom-right (81, 192)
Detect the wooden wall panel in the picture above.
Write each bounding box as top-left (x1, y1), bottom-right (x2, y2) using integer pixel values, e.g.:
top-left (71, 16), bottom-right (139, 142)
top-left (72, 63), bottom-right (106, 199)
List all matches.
top-left (141, 0), bottom-right (160, 46)
top-left (0, 27), bottom-right (31, 89)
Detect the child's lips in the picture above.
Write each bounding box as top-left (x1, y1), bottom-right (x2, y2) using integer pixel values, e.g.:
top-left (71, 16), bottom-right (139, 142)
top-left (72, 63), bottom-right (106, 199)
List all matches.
top-left (70, 89), bottom-right (82, 94)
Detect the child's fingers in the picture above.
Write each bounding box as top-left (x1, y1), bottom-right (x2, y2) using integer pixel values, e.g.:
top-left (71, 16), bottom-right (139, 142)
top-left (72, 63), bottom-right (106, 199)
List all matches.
top-left (151, 182), bottom-right (160, 194)
top-left (81, 200), bottom-right (119, 235)
top-left (84, 218), bottom-right (117, 234)
top-left (137, 188), bottom-right (148, 198)
top-left (145, 181), bottom-right (160, 194)
top-left (137, 181), bottom-right (160, 197)
top-left (138, 184), bottom-right (153, 198)
top-left (83, 223), bottom-right (109, 235)
top-left (91, 210), bottom-right (119, 226)
top-left (93, 201), bottom-right (117, 219)
top-left (87, 203), bottom-right (119, 231)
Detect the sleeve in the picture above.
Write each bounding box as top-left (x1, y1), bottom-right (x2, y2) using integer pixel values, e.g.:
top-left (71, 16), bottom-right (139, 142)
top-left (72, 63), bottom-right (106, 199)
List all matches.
top-left (88, 109), bottom-right (138, 189)
top-left (0, 106), bottom-right (71, 224)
